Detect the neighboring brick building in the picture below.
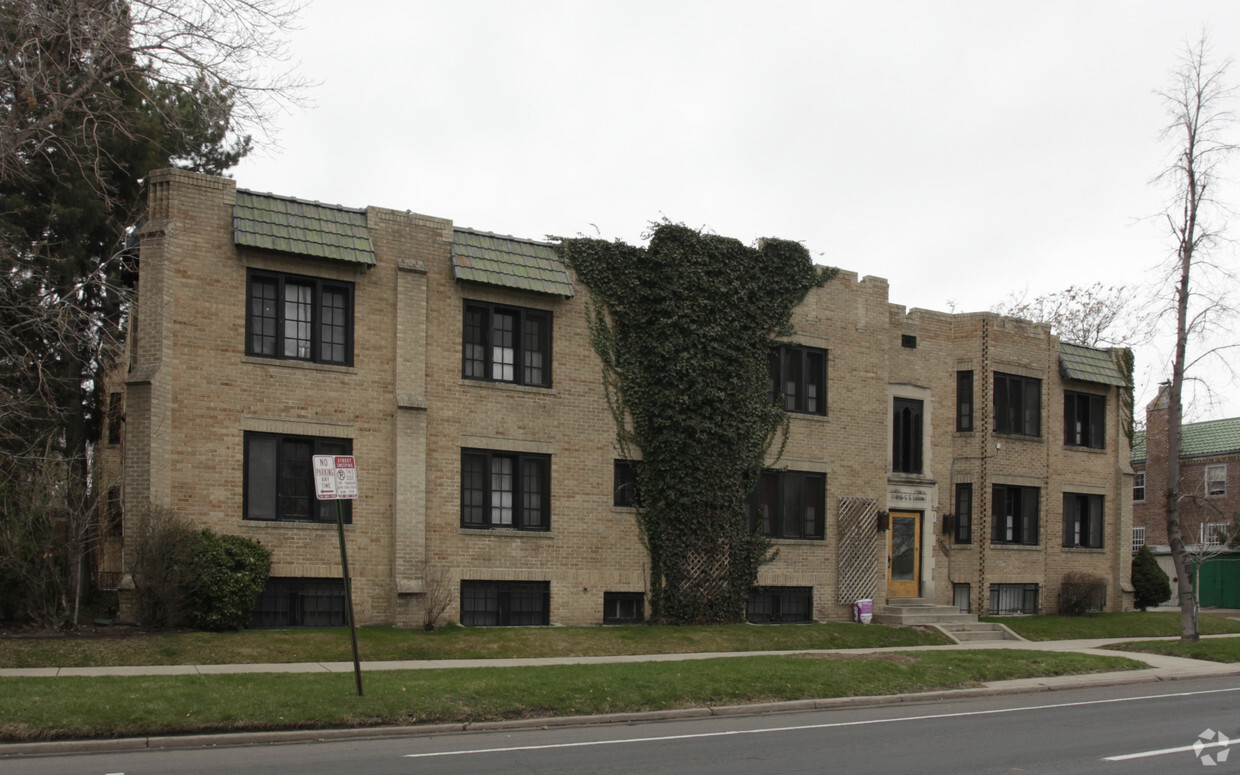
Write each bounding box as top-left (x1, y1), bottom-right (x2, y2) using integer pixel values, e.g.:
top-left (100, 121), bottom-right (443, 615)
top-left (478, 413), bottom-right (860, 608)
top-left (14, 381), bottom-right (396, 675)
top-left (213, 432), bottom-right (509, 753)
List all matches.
top-left (99, 169), bottom-right (1136, 626)
top-left (1131, 389), bottom-right (1240, 603)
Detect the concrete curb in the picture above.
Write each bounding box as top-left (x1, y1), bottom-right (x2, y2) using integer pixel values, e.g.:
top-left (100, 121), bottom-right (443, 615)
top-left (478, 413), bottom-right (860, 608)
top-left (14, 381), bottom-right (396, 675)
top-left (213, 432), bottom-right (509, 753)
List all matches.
top-left (5, 663), bottom-right (1240, 758)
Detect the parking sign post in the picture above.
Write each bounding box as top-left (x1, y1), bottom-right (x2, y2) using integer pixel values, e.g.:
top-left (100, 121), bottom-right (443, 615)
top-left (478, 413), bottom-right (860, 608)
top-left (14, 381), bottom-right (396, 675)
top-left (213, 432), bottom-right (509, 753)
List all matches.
top-left (313, 455), bottom-right (363, 697)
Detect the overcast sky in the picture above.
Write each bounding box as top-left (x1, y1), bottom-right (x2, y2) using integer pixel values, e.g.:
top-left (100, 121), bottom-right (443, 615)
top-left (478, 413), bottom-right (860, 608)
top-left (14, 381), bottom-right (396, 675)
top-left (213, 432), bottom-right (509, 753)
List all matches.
top-left (233, 1), bottom-right (1240, 421)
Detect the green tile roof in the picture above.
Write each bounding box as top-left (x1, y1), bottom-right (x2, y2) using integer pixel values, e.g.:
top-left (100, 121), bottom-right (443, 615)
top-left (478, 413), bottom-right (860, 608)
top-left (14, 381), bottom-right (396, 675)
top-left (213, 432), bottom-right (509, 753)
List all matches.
top-left (234, 190), bottom-right (375, 266)
top-left (1133, 417), bottom-right (1240, 463)
top-left (1059, 343), bottom-right (1128, 387)
top-left (452, 229), bottom-right (574, 297)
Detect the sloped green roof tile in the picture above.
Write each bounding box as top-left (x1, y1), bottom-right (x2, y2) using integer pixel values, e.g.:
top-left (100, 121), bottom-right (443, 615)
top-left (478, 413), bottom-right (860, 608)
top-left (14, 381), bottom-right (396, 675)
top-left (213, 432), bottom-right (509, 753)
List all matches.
top-left (234, 190), bottom-right (375, 266)
top-left (452, 228), bottom-right (574, 297)
top-left (1132, 417), bottom-right (1240, 463)
top-left (1059, 343), bottom-right (1128, 387)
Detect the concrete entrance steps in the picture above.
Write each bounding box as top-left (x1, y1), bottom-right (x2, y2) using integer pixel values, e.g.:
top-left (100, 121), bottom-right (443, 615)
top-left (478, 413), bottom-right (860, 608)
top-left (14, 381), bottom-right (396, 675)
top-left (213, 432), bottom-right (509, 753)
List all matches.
top-left (934, 621), bottom-right (1024, 643)
top-left (873, 597), bottom-right (1025, 642)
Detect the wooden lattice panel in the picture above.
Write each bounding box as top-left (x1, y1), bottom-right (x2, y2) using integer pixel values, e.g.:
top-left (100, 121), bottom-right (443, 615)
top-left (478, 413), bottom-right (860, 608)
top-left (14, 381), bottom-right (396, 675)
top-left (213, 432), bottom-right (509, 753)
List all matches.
top-left (837, 497), bottom-right (879, 604)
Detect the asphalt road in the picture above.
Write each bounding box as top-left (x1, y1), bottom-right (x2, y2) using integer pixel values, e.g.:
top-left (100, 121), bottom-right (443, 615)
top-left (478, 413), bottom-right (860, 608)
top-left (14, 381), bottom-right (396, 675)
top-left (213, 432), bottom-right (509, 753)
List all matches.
top-left (7, 676), bottom-right (1240, 775)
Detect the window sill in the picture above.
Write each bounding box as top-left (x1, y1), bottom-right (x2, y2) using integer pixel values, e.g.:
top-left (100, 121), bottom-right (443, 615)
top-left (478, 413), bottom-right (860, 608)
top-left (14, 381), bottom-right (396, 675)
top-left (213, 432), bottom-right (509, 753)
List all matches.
top-left (1062, 546), bottom-right (1106, 553)
top-left (240, 519), bottom-right (351, 530)
top-left (459, 527), bottom-right (555, 539)
top-left (766, 537), bottom-right (826, 546)
top-left (460, 379), bottom-right (557, 396)
top-left (1063, 445), bottom-right (1107, 454)
top-left (989, 543), bottom-right (1042, 551)
top-left (785, 411), bottom-right (829, 422)
top-left (992, 433), bottom-right (1043, 443)
top-left (242, 356), bottom-right (356, 374)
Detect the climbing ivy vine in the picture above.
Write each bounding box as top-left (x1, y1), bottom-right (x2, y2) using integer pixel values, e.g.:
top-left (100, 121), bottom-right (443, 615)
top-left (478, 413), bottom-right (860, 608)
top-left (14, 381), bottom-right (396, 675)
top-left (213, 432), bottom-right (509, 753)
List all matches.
top-left (560, 224), bottom-right (835, 624)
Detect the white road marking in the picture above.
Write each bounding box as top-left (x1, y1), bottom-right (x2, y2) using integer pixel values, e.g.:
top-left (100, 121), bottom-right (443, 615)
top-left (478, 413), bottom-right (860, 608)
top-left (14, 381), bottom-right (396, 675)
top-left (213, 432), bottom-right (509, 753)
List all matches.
top-left (403, 686), bottom-right (1240, 759)
top-left (1104, 738), bottom-right (1240, 762)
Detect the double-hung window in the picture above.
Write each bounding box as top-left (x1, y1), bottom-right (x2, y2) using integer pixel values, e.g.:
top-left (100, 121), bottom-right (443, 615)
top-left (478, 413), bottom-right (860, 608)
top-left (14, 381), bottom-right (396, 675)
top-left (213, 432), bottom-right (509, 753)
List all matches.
top-left (1133, 471), bottom-right (1146, 502)
top-left (993, 372), bottom-right (1041, 437)
top-left (463, 301), bottom-right (552, 387)
top-left (247, 271), bottom-right (353, 365)
top-left (748, 470), bottom-right (825, 540)
top-left (1064, 391), bottom-right (1106, 448)
top-left (770, 345), bottom-right (827, 415)
top-left (613, 460), bottom-right (640, 508)
top-left (892, 397), bottom-right (924, 474)
top-left (992, 484), bottom-right (1040, 545)
top-left (956, 371), bottom-right (974, 432)
top-left (1206, 464), bottom-right (1227, 497)
top-left (1063, 493), bottom-right (1104, 548)
top-left (461, 449), bottom-right (550, 530)
top-left (245, 432), bottom-right (352, 522)
top-left (954, 483), bottom-right (973, 544)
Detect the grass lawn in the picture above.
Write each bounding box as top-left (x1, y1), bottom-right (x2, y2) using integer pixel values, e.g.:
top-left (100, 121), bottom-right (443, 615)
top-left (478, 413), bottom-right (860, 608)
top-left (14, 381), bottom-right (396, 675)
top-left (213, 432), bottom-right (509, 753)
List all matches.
top-left (0, 650), bottom-right (1143, 743)
top-left (0, 622), bottom-right (950, 669)
top-left (980, 611), bottom-right (1240, 641)
top-left (1108, 637), bottom-right (1240, 663)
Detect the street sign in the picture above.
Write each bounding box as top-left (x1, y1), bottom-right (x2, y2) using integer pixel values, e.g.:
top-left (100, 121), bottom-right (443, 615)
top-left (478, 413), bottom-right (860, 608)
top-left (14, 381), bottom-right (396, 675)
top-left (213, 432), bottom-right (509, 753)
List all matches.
top-left (313, 455), bottom-right (358, 500)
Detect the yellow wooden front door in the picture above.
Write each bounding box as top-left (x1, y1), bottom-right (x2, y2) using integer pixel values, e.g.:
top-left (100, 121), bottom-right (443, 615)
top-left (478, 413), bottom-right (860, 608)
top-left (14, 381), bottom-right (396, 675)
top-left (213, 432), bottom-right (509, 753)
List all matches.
top-left (888, 511), bottom-right (921, 598)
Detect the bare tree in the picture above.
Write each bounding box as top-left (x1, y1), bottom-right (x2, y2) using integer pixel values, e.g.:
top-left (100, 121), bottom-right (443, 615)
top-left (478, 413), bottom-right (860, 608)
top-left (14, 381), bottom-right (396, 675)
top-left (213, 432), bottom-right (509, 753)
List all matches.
top-left (1154, 36), bottom-right (1238, 641)
top-left (991, 282), bottom-right (1146, 347)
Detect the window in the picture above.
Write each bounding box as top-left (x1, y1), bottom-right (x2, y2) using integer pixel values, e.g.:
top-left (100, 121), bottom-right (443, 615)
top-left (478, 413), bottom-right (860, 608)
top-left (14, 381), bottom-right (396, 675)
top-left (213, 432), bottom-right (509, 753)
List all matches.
top-left (989, 583), bottom-right (1039, 615)
top-left (461, 449), bottom-right (549, 530)
top-left (1063, 493), bottom-right (1104, 548)
top-left (603, 592), bottom-right (644, 623)
top-left (1132, 525), bottom-right (1146, 552)
top-left (748, 470), bottom-right (825, 540)
top-left (993, 372), bottom-right (1041, 437)
top-left (1201, 522), bottom-right (1227, 547)
top-left (106, 392), bottom-right (123, 444)
top-left (892, 397), bottom-right (924, 474)
top-left (247, 271), bottom-right (353, 365)
top-left (244, 432), bottom-right (352, 523)
top-left (954, 483), bottom-right (973, 544)
top-left (463, 301), bottom-right (552, 387)
top-left (105, 487), bottom-right (123, 537)
top-left (953, 583), bottom-right (971, 613)
top-left (1206, 464), bottom-right (1227, 497)
top-left (901, 334), bottom-right (917, 349)
top-left (992, 484), bottom-right (1040, 545)
top-left (770, 345), bottom-right (827, 415)
top-left (956, 370), bottom-right (973, 432)
top-left (460, 580), bottom-right (549, 626)
top-left (613, 460), bottom-right (640, 508)
top-left (747, 586), bottom-right (812, 623)
top-left (1064, 391), bottom-right (1106, 449)
top-left (1133, 471), bottom-right (1145, 502)
top-left (250, 578), bottom-right (346, 628)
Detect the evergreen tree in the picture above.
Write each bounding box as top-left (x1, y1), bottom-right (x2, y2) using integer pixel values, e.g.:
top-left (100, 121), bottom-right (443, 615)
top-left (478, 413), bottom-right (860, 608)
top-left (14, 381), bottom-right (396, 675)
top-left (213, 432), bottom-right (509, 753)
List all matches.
top-left (1132, 545), bottom-right (1172, 611)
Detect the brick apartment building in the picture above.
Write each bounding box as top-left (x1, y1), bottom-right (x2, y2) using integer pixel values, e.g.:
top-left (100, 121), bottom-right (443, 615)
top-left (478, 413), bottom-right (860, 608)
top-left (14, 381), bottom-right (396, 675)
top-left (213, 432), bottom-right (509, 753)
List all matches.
top-left (1132, 389), bottom-right (1240, 606)
top-left (96, 168), bottom-right (1136, 627)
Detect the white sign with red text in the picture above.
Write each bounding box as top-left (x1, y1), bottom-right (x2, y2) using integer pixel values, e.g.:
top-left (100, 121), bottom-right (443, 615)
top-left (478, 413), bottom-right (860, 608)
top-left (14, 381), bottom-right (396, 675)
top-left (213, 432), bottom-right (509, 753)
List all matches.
top-left (313, 455), bottom-right (358, 500)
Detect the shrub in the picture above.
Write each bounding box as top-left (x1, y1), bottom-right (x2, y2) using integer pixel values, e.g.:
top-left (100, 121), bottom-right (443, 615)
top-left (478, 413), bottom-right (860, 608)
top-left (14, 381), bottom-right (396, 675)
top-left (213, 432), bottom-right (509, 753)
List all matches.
top-left (128, 506), bottom-right (200, 627)
top-left (187, 531), bottom-right (271, 631)
top-left (1058, 572), bottom-right (1107, 616)
top-left (1132, 544), bottom-right (1172, 610)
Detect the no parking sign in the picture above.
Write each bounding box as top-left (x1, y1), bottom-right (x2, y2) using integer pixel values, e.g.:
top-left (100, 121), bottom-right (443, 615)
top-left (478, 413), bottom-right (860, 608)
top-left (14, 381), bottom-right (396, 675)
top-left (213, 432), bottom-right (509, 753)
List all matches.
top-left (313, 455), bottom-right (358, 500)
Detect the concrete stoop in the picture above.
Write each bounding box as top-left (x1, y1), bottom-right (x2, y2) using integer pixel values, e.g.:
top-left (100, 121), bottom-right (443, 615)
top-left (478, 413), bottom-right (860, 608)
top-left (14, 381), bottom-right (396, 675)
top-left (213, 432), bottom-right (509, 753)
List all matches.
top-left (873, 598), bottom-right (1026, 642)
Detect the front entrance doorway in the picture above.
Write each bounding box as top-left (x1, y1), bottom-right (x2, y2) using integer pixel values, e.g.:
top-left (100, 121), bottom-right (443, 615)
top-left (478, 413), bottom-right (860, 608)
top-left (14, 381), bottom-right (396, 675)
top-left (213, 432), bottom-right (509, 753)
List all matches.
top-left (888, 510), bottom-right (921, 598)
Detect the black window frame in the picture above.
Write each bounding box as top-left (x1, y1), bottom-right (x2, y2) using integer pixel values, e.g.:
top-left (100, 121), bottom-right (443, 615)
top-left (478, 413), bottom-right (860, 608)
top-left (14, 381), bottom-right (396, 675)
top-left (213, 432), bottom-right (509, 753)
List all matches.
top-left (462, 300), bottom-right (553, 388)
top-left (956, 370), bottom-right (974, 432)
top-left (954, 482), bottom-right (973, 544)
top-left (953, 582), bottom-right (971, 613)
top-left (989, 583), bottom-right (1039, 615)
top-left (1064, 390), bottom-right (1106, 449)
top-left (747, 470), bottom-right (826, 540)
top-left (1062, 492), bottom-right (1104, 549)
top-left (460, 580), bottom-right (550, 626)
top-left (892, 397), bottom-right (924, 474)
top-left (991, 484), bottom-right (1040, 546)
top-left (106, 391), bottom-right (123, 444)
top-left (244, 432), bottom-right (352, 523)
top-left (250, 577), bottom-right (347, 628)
top-left (770, 344), bottom-right (827, 416)
top-left (747, 586), bottom-right (812, 623)
top-left (246, 269), bottom-right (354, 366)
top-left (460, 448), bottom-right (550, 531)
top-left (993, 372), bottom-right (1041, 437)
top-left (603, 592), bottom-right (645, 624)
top-left (613, 459), bottom-right (640, 508)
top-left (1133, 471), bottom-right (1145, 502)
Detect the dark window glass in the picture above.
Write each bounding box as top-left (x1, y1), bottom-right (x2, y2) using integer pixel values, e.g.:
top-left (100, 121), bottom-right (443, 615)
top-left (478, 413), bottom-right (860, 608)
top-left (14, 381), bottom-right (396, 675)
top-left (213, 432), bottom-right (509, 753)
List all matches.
top-left (892, 397), bottom-right (924, 474)
top-left (603, 592), bottom-right (644, 623)
top-left (250, 578), bottom-right (347, 628)
top-left (956, 370), bottom-right (973, 432)
top-left (901, 334), bottom-right (917, 348)
top-left (107, 392), bottom-right (124, 444)
top-left (954, 483), bottom-right (972, 544)
top-left (1064, 391), bottom-right (1106, 449)
top-left (460, 580), bottom-right (550, 626)
top-left (991, 484), bottom-right (1040, 545)
top-left (1063, 493), bottom-right (1104, 548)
top-left (105, 487), bottom-right (123, 537)
top-left (244, 432), bottom-right (352, 523)
top-left (613, 460), bottom-right (640, 508)
top-left (462, 301), bottom-right (552, 387)
top-left (1133, 471), bottom-right (1145, 502)
top-left (246, 271), bottom-right (353, 366)
top-left (989, 583), bottom-right (1039, 615)
top-left (747, 586), bottom-right (812, 623)
top-left (953, 583), bottom-right (971, 613)
top-left (747, 471), bottom-right (825, 540)
top-left (994, 372), bottom-right (1041, 436)
top-left (770, 345), bottom-right (827, 415)
top-left (460, 449), bottom-right (550, 531)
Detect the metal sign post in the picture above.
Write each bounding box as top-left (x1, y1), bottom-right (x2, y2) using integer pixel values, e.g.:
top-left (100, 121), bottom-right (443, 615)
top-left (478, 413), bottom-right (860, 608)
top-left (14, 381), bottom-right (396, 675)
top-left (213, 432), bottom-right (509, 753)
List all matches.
top-left (313, 455), bottom-right (363, 697)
